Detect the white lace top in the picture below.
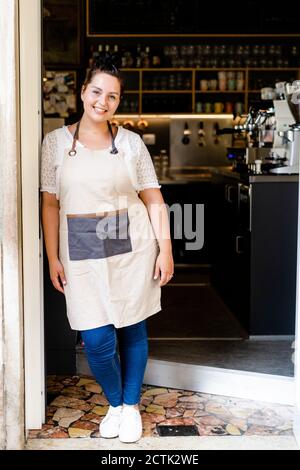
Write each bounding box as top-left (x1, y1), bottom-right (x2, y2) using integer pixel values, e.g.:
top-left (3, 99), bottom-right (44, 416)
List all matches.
top-left (40, 125), bottom-right (161, 198)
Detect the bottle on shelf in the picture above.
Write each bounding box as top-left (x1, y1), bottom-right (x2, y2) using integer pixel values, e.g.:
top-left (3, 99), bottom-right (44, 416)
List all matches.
top-left (142, 46), bottom-right (151, 68)
top-left (120, 45), bottom-right (127, 68)
top-left (124, 49), bottom-right (134, 68)
top-left (153, 154), bottom-right (162, 179)
top-left (136, 44), bottom-right (142, 68)
top-left (89, 44), bottom-right (96, 67)
top-left (160, 149), bottom-right (170, 178)
top-left (152, 48), bottom-right (161, 67)
top-left (113, 44), bottom-right (119, 56)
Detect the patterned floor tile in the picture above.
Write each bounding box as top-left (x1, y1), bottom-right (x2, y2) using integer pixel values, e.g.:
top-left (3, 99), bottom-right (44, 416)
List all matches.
top-left (27, 375), bottom-right (293, 439)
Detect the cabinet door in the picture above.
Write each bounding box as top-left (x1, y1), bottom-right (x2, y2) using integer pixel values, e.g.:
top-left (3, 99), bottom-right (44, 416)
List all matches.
top-left (211, 175), bottom-right (243, 311)
top-left (211, 174), bottom-right (250, 331)
top-left (250, 182), bottom-right (298, 335)
top-left (161, 181), bottom-right (211, 265)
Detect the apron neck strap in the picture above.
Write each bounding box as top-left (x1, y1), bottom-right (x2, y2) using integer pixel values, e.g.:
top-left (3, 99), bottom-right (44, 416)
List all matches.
top-left (68, 119), bottom-right (118, 156)
top-left (68, 120), bottom-right (80, 156)
top-left (107, 120), bottom-right (118, 154)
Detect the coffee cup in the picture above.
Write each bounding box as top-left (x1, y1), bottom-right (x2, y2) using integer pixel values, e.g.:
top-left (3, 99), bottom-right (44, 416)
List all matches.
top-left (235, 102), bottom-right (243, 114)
top-left (227, 79), bottom-right (236, 90)
top-left (200, 80), bottom-right (208, 91)
top-left (196, 102), bottom-right (204, 113)
top-left (214, 102), bottom-right (224, 113)
top-left (225, 102), bottom-right (234, 113)
top-left (208, 79), bottom-right (218, 90)
top-left (204, 102), bottom-right (212, 113)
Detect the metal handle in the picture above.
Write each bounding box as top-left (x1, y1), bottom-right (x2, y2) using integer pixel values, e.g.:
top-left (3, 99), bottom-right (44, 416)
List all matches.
top-left (238, 183), bottom-right (252, 232)
top-left (225, 184), bottom-right (234, 203)
top-left (235, 235), bottom-right (243, 254)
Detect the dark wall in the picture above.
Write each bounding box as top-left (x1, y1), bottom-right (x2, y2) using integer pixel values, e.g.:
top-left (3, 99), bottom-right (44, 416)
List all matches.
top-left (88, 1), bottom-right (300, 35)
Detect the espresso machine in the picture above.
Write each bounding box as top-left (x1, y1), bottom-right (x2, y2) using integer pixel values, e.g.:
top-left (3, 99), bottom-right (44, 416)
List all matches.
top-left (270, 81), bottom-right (300, 174)
top-left (217, 82), bottom-right (300, 174)
top-left (218, 103), bottom-right (277, 172)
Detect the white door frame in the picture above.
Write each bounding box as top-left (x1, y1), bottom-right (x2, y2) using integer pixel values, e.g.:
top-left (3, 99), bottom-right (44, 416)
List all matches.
top-left (20, 0), bottom-right (300, 447)
top-left (293, 172), bottom-right (300, 444)
top-left (20, 0), bottom-right (45, 431)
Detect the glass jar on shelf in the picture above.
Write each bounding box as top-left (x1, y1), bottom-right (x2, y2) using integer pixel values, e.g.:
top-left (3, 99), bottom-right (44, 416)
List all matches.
top-left (184, 76), bottom-right (192, 89)
top-left (218, 71), bottom-right (227, 91)
top-left (236, 71), bottom-right (244, 91)
top-left (176, 73), bottom-right (183, 89)
top-left (150, 75), bottom-right (158, 90)
top-left (168, 74), bottom-right (176, 90)
top-left (160, 75), bottom-right (168, 90)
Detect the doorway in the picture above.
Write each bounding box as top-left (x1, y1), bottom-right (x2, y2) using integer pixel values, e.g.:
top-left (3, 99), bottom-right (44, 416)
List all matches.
top-left (21, 0), bottom-right (299, 439)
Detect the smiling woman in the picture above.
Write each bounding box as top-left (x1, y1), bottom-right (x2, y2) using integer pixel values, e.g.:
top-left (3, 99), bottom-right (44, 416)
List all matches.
top-left (40, 52), bottom-right (174, 443)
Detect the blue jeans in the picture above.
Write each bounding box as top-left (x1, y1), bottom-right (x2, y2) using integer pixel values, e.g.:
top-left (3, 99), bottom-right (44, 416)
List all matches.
top-left (81, 320), bottom-right (148, 407)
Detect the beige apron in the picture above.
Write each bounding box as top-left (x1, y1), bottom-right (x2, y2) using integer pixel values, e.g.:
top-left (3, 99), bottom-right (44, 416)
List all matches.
top-left (58, 143), bottom-right (161, 331)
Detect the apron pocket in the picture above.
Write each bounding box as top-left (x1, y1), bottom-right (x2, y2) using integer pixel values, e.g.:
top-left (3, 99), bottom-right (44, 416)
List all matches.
top-left (67, 210), bottom-right (132, 261)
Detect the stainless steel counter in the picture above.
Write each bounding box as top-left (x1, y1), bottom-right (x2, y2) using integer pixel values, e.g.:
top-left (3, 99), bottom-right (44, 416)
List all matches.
top-left (248, 174), bottom-right (299, 183)
top-left (211, 166), bottom-right (299, 182)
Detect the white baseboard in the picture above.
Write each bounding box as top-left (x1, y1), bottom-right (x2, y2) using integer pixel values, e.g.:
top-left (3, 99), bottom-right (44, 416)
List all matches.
top-left (77, 351), bottom-right (295, 405)
top-left (144, 359), bottom-right (295, 406)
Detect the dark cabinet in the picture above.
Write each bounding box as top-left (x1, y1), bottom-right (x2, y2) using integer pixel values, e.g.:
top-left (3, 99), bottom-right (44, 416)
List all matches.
top-left (211, 173), bottom-right (298, 335)
top-left (249, 181), bottom-right (298, 335)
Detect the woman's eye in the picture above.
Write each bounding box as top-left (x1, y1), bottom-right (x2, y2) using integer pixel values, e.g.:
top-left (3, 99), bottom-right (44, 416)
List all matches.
top-left (93, 90), bottom-right (99, 95)
top-left (109, 95), bottom-right (116, 100)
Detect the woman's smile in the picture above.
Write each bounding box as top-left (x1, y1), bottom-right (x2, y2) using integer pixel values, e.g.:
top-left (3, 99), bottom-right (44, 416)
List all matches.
top-left (93, 105), bottom-right (108, 115)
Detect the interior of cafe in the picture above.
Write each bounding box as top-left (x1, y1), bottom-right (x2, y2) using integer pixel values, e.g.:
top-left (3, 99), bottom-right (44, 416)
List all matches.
top-left (42, 0), bottom-right (299, 385)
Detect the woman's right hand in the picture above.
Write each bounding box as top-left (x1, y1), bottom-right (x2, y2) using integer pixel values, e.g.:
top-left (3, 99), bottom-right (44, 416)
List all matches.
top-left (49, 258), bottom-right (67, 294)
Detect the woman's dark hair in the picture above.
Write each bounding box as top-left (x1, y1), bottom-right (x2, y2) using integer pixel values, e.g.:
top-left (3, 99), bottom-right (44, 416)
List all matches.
top-left (82, 52), bottom-right (124, 98)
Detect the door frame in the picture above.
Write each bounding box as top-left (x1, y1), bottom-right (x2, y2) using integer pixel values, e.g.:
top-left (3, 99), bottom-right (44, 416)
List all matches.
top-left (20, 0), bottom-right (45, 431)
top-left (19, 0), bottom-right (300, 447)
top-left (292, 176), bottom-right (300, 444)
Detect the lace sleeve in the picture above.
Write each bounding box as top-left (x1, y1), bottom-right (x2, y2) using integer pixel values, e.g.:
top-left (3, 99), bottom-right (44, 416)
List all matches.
top-left (136, 136), bottom-right (161, 193)
top-left (40, 132), bottom-right (57, 194)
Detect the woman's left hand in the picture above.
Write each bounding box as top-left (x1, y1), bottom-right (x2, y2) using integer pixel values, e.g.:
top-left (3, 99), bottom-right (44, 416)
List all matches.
top-left (154, 251), bottom-right (175, 286)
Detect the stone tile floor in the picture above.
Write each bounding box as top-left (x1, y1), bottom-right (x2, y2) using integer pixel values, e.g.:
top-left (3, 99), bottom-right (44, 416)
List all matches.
top-left (28, 375), bottom-right (294, 439)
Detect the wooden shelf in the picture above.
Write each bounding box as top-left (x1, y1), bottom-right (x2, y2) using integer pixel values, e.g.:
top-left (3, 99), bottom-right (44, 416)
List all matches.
top-left (120, 67), bottom-right (300, 72)
top-left (112, 66), bottom-right (300, 113)
top-left (195, 90), bottom-right (245, 93)
top-left (142, 90), bottom-right (192, 93)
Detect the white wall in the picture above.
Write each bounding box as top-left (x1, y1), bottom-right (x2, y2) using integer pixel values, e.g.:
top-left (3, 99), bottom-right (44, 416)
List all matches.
top-left (0, 0), bottom-right (25, 450)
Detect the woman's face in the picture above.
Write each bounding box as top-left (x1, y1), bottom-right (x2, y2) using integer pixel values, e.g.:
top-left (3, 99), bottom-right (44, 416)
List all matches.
top-left (81, 72), bottom-right (121, 122)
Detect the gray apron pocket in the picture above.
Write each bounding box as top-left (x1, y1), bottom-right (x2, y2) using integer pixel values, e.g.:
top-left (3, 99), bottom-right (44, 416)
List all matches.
top-left (67, 209), bottom-right (132, 261)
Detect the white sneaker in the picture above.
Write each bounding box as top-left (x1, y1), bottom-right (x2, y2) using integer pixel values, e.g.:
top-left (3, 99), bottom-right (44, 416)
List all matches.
top-left (119, 406), bottom-right (143, 443)
top-left (99, 405), bottom-right (123, 438)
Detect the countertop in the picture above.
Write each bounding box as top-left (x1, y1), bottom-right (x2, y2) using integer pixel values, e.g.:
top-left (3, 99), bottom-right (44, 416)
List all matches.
top-left (159, 166), bottom-right (299, 184)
